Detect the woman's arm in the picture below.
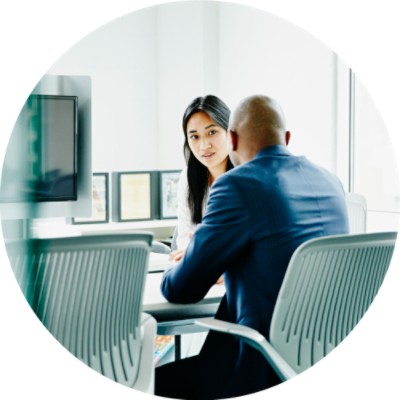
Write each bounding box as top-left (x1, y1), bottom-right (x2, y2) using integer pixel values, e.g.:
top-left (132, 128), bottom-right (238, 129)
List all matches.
top-left (176, 169), bottom-right (196, 250)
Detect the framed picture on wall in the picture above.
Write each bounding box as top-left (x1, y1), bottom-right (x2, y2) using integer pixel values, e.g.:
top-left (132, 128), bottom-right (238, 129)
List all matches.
top-left (113, 171), bottom-right (155, 221)
top-left (159, 170), bottom-right (181, 219)
top-left (72, 173), bottom-right (109, 224)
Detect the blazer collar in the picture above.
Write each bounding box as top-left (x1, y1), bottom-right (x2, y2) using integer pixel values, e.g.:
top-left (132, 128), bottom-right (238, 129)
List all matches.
top-left (255, 144), bottom-right (292, 159)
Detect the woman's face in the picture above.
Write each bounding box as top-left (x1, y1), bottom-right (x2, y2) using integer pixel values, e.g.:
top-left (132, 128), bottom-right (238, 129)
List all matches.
top-left (186, 111), bottom-right (229, 171)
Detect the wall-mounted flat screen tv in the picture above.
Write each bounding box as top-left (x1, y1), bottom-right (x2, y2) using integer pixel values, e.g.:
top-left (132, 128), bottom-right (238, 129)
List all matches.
top-left (0, 94), bottom-right (78, 203)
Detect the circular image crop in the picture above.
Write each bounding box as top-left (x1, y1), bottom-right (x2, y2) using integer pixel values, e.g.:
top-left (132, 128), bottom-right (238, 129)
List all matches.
top-left (1, 1), bottom-right (399, 399)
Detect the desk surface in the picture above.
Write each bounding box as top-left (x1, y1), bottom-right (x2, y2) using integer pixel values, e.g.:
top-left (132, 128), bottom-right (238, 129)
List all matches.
top-left (148, 252), bottom-right (175, 273)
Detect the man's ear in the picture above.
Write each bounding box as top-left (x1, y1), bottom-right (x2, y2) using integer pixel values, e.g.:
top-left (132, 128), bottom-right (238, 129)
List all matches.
top-left (229, 130), bottom-right (238, 151)
top-left (285, 131), bottom-right (291, 146)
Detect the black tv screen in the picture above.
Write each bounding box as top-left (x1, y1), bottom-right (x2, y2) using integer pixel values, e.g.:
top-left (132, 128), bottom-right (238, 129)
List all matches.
top-left (0, 94), bottom-right (78, 202)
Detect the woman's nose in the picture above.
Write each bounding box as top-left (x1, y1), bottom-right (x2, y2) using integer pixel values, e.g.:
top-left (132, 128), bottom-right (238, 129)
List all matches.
top-left (200, 139), bottom-right (212, 150)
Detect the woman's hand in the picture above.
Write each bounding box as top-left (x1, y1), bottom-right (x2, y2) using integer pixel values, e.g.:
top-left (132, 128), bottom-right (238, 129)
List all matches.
top-left (169, 232), bottom-right (193, 262)
top-left (169, 249), bottom-right (186, 263)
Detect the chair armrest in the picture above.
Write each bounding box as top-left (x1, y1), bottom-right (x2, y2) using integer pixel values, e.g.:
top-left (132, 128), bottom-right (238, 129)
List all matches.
top-left (195, 317), bottom-right (297, 382)
top-left (134, 312), bottom-right (157, 394)
top-left (151, 241), bottom-right (171, 254)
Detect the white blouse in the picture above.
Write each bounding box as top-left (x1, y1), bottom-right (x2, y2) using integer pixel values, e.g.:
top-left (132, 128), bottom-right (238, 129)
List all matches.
top-left (176, 168), bottom-right (208, 250)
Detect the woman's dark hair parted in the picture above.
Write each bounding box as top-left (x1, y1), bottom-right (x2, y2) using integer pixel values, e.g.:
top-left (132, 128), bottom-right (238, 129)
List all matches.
top-left (182, 95), bottom-right (234, 224)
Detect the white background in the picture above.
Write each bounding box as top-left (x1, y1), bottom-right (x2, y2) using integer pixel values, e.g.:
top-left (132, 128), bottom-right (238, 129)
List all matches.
top-left (0, 1), bottom-right (399, 399)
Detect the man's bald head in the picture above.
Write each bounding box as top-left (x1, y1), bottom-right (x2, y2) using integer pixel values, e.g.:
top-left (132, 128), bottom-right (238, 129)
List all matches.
top-left (228, 95), bottom-right (290, 165)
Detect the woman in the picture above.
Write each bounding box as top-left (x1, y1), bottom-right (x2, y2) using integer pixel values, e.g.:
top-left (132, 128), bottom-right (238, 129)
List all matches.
top-left (164, 95), bottom-right (232, 360)
top-left (171, 95), bottom-right (233, 261)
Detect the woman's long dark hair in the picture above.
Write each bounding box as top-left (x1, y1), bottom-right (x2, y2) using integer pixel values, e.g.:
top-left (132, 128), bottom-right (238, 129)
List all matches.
top-left (182, 95), bottom-right (234, 224)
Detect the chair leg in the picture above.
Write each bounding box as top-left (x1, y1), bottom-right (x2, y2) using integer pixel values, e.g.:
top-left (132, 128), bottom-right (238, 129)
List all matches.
top-left (174, 335), bottom-right (181, 360)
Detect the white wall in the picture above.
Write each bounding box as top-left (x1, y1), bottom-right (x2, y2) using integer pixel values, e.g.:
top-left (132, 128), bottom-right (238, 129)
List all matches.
top-left (353, 78), bottom-right (400, 231)
top-left (354, 78), bottom-right (400, 212)
top-left (46, 2), bottom-right (342, 174)
top-left (217, 3), bottom-right (338, 171)
top-left (155, 1), bottom-right (220, 169)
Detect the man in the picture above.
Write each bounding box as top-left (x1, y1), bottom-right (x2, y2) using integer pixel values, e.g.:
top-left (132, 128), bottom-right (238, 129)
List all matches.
top-left (156, 95), bottom-right (349, 399)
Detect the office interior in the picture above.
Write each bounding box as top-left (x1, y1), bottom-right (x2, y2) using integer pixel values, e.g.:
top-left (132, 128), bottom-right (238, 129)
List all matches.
top-left (0, 1), bottom-right (399, 395)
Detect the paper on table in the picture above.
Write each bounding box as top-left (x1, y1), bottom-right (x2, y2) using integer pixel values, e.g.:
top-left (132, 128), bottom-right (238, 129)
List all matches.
top-left (148, 251), bottom-right (176, 272)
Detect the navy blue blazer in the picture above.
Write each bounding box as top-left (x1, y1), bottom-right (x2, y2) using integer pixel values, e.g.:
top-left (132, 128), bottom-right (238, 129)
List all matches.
top-left (161, 145), bottom-right (349, 396)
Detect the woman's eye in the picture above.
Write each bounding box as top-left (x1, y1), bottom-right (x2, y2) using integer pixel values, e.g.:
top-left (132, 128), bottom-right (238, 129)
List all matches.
top-left (189, 135), bottom-right (198, 140)
top-left (209, 130), bottom-right (217, 136)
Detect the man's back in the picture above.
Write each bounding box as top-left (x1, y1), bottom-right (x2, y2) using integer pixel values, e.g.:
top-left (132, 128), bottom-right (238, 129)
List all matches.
top-left (162, 143), bottom-right (349, 330)
top-left (212, 145), bottom-right (349, 337)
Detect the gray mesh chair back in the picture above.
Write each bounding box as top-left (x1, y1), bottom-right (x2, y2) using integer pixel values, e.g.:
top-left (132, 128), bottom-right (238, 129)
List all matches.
top-left (5, 233), bottom-right (156, 391)
top-left (345, 192), bottom-right (367, 233)
top-left (270, 232), bottom-right (396, 375)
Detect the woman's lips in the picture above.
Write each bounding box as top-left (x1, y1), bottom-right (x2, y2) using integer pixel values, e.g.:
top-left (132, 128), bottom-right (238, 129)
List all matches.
top-left (202, 152), bottom-right (215, 159)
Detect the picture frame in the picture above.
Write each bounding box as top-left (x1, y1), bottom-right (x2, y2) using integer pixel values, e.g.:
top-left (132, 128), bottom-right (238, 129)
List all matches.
top-left (159, 170), bottom-right (181, 219)
top-left (113, 171), bottom-right (155, 222)
top-left (72, 173), bottom-right (109, 224)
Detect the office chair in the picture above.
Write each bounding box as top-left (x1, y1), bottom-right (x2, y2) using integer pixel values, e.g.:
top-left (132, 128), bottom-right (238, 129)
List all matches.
top-left (170, 226), bottom-right (178, 252)
top-left (196, 231), bottom-right (397, 382)
top-left (151, 240), bottom-right (172, 254)
top-left (345, 192), bottom-right (367, 233)
top-left (5, 233), bottom-right (157, 394)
